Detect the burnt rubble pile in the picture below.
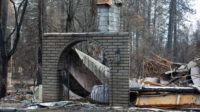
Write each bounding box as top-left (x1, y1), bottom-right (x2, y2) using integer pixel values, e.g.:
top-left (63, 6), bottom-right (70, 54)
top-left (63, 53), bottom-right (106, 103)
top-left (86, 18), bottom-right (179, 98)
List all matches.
top-left (130, 58), bottom-right (200, 109)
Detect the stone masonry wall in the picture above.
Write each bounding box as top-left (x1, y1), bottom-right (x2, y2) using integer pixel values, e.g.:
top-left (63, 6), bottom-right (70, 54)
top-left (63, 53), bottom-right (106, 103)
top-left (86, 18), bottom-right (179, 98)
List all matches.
top-left (42, 32), bottom-right (130, 106)
top-left (97, 4), bottom-right (121, 32)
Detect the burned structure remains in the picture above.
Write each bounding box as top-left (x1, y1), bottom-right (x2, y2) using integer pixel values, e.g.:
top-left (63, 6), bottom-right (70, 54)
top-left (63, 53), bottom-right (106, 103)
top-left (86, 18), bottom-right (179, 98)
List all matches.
top-left (42, 0), bottom-right (131, 106)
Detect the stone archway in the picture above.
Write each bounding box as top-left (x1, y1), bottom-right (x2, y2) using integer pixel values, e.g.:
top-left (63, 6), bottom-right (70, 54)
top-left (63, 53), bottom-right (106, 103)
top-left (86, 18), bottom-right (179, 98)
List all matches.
top-left (57, 37), bottom-right (111, 70)
top-left (57, 38), bottom-right (111, 100)
top-left (42, 32), bottom-right (130, 106)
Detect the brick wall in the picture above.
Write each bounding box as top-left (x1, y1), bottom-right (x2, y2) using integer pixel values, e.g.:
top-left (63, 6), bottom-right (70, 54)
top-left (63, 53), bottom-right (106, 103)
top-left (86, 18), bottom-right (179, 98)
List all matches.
top-left (42, 32), bottom-right (130, 106)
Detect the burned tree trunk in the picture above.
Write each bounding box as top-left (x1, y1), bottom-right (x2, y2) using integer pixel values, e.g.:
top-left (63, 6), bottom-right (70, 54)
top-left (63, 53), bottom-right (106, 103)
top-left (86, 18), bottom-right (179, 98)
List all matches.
top-left (167, 0), bottom-right (176, 60)
top-left (0, 0), bottom-right (28, 98)
top-left (37, 0), bottom-right (43, 85)
top-left (173, 0), bottom-right (177, 61)
top-left (0, 0), bottom-right (9, 98)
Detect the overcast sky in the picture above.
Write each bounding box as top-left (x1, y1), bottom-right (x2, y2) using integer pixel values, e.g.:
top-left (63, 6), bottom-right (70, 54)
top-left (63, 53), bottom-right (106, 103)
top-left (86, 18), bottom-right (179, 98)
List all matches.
top-left (185, 0), bottom-right (200, 30)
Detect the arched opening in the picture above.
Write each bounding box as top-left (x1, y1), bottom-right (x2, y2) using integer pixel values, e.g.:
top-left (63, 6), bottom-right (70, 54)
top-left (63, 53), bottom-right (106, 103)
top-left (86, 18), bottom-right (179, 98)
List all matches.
top-left (57, 38), bottom-right (111, 103)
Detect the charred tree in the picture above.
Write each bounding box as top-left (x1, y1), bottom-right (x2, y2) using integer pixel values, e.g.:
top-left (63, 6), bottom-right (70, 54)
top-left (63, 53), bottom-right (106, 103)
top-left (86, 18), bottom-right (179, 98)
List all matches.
top-left (0, 0), bottom-right (28, 98)
top-left (153, 0), bottom-right (157, 39)
top-left (0, 0), bottom-right (9, 98)
top-left (147, 0), bottom-right (152, 38)
top-left (173, 0), bottom-right (177, 61)
top-left (167, 0), bottom-right (176, 60)
top-left (37, 0), bottom-right (43, 85)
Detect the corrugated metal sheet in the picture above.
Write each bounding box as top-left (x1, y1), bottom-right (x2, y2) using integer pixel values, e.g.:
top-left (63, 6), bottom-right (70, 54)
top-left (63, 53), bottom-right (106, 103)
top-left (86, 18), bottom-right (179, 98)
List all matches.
top-left (91, 85), bottom-right (109, 103)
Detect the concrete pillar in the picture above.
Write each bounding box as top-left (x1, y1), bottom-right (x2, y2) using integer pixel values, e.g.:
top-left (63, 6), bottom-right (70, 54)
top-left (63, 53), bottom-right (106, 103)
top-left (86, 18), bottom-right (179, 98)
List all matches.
top-left (97, 0), bottom-right (122, 32)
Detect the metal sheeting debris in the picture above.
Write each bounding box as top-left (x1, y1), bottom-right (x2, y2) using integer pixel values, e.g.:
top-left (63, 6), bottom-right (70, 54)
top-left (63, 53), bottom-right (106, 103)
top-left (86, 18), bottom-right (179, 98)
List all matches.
top-left (91, 85), bottom-right (109, 103)
top-left (38, 101), bottom-right (73, 107)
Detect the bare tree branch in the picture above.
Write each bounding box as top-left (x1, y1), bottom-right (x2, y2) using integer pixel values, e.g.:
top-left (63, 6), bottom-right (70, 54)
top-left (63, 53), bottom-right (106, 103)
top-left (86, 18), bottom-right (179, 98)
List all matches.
top-left (6, 0), bottom-right (18, 43)
top-left (6, 27), bottom-right (16, 43)
top-left (17, 0), bottom-right (26, 13)
top-left (8, 0), bottom-right (28, 60)
top-left (10, 0), bottom-right (18, 24)
top-left (6, 0), bottom-right (26, 43)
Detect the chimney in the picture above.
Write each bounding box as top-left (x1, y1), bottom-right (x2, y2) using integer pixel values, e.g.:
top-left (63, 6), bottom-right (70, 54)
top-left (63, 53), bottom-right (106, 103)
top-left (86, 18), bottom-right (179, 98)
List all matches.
top-left (97, 0), bottom-right (122, 32)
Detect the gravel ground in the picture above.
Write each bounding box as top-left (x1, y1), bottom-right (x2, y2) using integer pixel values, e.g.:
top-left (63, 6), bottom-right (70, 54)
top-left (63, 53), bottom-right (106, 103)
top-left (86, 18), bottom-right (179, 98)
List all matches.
top-left (26, 102), bottom-right (184, 112)
top-left (0, 99), bottom-right (193, 112)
